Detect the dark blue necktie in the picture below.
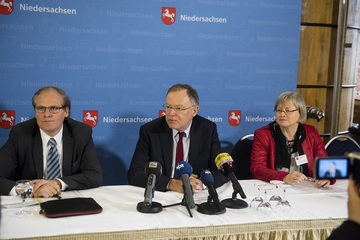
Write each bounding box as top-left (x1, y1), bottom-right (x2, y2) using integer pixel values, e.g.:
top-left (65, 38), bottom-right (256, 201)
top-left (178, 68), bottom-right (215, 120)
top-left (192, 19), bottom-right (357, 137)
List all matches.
top-left (47, 138), bottom-right (61, 180)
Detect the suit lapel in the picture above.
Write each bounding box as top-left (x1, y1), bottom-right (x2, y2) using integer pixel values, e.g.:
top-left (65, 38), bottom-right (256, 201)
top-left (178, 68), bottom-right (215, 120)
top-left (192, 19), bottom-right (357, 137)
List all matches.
top-left (33, 130), bottom-right (44, 178)
top-left (189, 118), bottom-right (200, 164)
top-left (159, 121), bottom-right (173, 176)
top-left (62, 123), bottom-right (73, 176)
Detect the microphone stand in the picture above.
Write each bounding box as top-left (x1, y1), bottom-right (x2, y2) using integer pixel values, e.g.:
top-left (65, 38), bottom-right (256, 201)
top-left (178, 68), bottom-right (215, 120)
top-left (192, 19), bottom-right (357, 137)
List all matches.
top-left (220, 169), bottom-right (248, 209)
top-left (197, 195), bottom-right (226, 215)
top-left (221, 188), bottom-right (248, 209)
top-left (181, 185), bottom-right (193, 218)
top-left (137, 201), bottom-right (163, 213)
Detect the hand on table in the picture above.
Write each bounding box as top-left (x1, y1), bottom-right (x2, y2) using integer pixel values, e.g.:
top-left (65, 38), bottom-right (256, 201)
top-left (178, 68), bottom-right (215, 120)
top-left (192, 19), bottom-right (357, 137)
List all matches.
top-left (30, 179), bottom-right (61, 198)
top-left (283, 171), bottom-right (307, 184)
top-left (189, 174), bottom-right (203, 193)
top-left (168, 174), bottom-right (203, 193)
top-left (314, 179), bottom-right (330, 188)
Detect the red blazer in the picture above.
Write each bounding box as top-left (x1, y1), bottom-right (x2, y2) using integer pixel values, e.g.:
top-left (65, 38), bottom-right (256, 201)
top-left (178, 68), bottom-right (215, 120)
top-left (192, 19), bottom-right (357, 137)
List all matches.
top-left (250, 124), bottom-right (328, 182)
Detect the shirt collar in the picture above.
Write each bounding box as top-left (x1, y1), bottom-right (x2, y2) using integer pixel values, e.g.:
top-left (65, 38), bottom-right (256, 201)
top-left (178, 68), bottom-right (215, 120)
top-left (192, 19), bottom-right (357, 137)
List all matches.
top-left (172, 122), bottom-right (192, 139)
top-left (40, 125), bottom-right (64, 146)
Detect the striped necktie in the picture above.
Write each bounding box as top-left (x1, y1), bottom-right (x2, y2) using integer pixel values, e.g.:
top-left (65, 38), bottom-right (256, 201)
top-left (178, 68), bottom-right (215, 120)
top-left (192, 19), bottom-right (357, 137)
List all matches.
top-left (47, 138), bottom-right (61, 180)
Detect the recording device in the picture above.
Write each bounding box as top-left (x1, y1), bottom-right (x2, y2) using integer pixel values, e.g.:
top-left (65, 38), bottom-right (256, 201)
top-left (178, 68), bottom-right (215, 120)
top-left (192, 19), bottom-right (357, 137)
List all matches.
top-left (137, 162), bottom-right (163, 213)
top-left (315, 152), bottom-right (360, 181)
top-left (197, 169), bottom-right (226, 215)
top-left (174, 161), bottom-right (196, 216)
top-left (215, 153), bottom-right (248, 209)
top-left (306, 105), bottom-right (325, 122)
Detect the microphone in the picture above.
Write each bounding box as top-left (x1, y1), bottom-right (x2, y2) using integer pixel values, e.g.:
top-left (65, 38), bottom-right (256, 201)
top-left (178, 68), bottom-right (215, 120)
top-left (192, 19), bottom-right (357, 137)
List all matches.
top-left (306, 105), bottom-right (325, 122)
top-left (197, 169), bottom-right (226, 215)
top-left (174, 161), bottom-right (196, 214)
top-left (215, 152), bottom-right (248, 209)
top-left (137, 162), bottom-right (163, 213)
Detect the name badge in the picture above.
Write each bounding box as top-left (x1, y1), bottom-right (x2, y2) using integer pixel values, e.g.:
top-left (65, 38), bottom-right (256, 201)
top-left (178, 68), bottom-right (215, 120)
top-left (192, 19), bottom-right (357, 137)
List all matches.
top-left (295, 154), bottom-right (308, 166)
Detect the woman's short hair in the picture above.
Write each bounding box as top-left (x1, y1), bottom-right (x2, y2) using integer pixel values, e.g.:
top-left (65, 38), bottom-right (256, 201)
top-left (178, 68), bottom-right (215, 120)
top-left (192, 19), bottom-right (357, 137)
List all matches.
top-left (274, 91), bottom-right (307, 123)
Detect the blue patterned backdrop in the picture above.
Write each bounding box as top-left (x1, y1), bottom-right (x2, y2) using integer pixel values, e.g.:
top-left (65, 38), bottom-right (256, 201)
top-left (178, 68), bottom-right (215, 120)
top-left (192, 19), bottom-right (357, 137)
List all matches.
top-left (0, 0), bottom-right (302, 185)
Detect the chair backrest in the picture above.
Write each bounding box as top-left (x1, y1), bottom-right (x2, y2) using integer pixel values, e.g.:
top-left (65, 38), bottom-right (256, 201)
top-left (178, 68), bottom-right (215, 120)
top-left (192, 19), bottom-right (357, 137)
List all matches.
top-left (231, 134), bottom-right (254, 180)
top-left (325, 135), bottom-right (360, 156)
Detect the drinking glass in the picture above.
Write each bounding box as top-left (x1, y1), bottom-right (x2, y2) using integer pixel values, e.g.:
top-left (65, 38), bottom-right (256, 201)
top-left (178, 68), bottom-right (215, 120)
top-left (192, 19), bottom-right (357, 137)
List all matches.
top-left (269, 180), bottom-right (283, 202)
top-left (257, 187), bottom-right (273, 212)
top-left (250, 182), bottom-right (266, 208)
top-left (276, 184), bottom-right (291, 212)
top-left (15, 180), bottom-right (33, 216)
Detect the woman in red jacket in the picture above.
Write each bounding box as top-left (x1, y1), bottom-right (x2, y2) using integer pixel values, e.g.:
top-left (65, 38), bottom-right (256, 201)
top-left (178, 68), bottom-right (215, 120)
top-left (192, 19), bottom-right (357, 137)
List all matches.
top-left (250, 91), bottom-right (332, 187)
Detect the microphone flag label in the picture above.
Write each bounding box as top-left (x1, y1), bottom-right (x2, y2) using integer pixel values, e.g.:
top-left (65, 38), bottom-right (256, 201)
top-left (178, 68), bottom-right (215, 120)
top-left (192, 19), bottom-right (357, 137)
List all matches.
top-left (228, 110), bottom-right (241, 126)
top-left (83, 110), bottom-right (98, 128)
top-left (162, 7), bottom-right (176, 25)
top-left (0, 110), bottom-right (15, 129)
top-left (215, 152), bottom-right (234, 169)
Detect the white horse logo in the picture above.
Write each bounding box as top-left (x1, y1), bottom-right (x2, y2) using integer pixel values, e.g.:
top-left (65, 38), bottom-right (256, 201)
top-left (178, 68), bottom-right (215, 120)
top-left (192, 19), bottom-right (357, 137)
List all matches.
top-left (84, 112), bottom-right (97, 125)
top-left (0, 112), bottom-right (14, 126)
top-left (0, 0), bottom-right (13, 12)
top-left (162, 8), bottom-right (175, 23)
top-left (229, 111), bottom-right (240, 124)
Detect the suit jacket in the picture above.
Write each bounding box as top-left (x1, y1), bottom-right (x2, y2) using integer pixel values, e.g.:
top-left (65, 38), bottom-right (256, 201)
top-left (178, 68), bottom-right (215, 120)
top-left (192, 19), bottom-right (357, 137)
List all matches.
top-left (127, 115), bottom-right (229, 192)
top-left (0, 118), bottom-right (102, 195)
top-left (250, 124), bottom-right (328, 182)
top-left (325, 169), bottom-right (342, 178)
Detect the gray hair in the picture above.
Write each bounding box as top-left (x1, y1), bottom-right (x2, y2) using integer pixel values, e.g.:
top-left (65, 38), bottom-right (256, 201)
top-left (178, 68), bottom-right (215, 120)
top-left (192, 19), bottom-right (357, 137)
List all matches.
top-left (167, 83), bottom-right (199, 106)
top-left (32, 86), bottom-right (71, 114)
top-left (274, 91), bottom-right (307, 123)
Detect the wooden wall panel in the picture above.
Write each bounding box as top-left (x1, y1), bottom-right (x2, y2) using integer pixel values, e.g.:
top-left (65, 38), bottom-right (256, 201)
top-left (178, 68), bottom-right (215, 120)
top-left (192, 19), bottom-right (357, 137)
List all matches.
top-left (301, 0), bottom-right (339, 24)
top-left (297, 26), bottom-right (335, 86)
top-left (298, 0), bottom-right (359, 142)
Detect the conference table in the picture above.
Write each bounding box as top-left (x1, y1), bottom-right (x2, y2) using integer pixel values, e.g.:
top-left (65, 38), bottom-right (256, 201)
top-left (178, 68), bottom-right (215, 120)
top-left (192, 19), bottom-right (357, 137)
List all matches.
top-left (1, 179), bottom-right (348, 240)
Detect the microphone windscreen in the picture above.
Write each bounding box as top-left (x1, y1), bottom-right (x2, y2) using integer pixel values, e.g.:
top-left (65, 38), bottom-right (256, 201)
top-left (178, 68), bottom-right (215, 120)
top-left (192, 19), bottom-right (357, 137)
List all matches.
top-left (200, 169), bottom-right (214, 185)
top-left (215, 152), bottom-right (234, 169)
top-left (174, 161), bottom-right (192, 178)
top-left (144, 162), bottom-right (162, 177)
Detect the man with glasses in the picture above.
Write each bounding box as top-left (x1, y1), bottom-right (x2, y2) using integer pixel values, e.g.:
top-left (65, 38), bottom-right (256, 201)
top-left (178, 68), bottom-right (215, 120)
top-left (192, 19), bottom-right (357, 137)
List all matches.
top-left (250, 91), bottom-right (333, 188)
top-left (128, 83), bottom-right (229, 193)
top-left (0, 86), bottom-right (102, 197)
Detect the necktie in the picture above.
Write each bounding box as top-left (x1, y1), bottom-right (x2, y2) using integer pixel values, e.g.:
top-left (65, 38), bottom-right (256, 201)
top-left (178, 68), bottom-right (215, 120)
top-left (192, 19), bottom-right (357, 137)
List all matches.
top-left (47, 138), bottom-right (61, 180)
top-left (176, 132), bottom-right (185, 164)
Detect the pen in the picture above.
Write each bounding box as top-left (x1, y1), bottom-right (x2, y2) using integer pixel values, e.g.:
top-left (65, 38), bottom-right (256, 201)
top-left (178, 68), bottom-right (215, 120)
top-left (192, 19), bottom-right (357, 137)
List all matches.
top-left (310, 178), bottom-right (329, 188)
top-left (308, 177), bottom-right (328, 187)
top-left (321, 182), bottom-right (328, 188)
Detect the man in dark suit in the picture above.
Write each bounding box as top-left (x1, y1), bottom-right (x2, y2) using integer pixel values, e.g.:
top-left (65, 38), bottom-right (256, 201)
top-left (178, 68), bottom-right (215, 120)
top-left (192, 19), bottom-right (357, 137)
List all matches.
top-left (128, 83), bottom-right (229, 193)
top-left (324, 162), bottom-right (342, 178)
top-left (0, 86), bottom-right (102, 197)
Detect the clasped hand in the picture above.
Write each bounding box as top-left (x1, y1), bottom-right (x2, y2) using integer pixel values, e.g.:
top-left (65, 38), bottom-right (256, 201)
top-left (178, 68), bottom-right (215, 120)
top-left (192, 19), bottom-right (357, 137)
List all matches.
top-left (169, 174), bottom-right (203, 193)
top-left (29, 179), bottom-right (61, 198)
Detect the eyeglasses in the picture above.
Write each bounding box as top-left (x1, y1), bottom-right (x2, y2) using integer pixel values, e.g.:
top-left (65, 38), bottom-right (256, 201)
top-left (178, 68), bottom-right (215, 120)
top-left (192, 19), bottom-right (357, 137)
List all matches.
top-left (275, 109), bottom-right (299, 115)
top-left (35, 106), bottom-right (64, 114)
top-left (163, 104), bottom-right (194, 113)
